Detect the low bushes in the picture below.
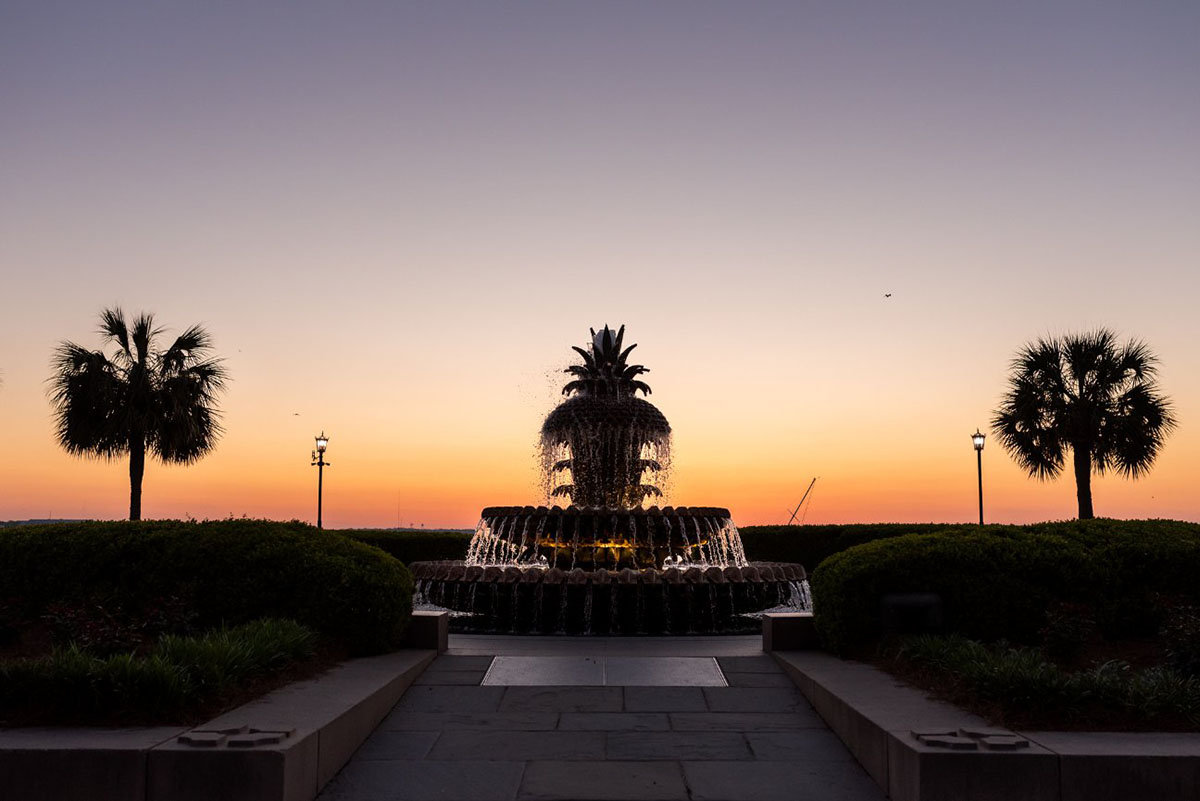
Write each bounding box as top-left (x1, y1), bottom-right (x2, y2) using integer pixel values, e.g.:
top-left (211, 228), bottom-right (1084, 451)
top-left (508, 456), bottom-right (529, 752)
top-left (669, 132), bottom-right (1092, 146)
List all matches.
top-left (739, 523), bottom-right (956, 570)
top-left (892, 634), bottom-right (1200, 730)
top-left (0, 519), bottom-right (413, 654)
top-left (0, 618), bottom-right (316, 724)
top-left (811, 519), bottom-right (1200, 655)
top-left (338, 529), bottom-right (472, 564)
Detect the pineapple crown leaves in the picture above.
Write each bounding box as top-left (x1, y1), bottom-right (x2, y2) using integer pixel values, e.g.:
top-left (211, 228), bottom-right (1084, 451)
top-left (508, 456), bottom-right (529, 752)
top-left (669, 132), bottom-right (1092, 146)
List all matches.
top-left (562, 324), bottom-right (652, 396)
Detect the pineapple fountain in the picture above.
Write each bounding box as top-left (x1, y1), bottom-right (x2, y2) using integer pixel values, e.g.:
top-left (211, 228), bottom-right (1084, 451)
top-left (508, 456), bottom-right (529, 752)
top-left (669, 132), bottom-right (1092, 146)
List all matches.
top-left (409, 325), bottom-right (809, 634)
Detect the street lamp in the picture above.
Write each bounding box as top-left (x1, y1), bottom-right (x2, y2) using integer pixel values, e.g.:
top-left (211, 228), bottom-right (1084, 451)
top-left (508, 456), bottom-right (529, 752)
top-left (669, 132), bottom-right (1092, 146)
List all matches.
top-left (312, 432), bottom-right (330, 529)
top-left (971, 429), bottom-right (985, 525)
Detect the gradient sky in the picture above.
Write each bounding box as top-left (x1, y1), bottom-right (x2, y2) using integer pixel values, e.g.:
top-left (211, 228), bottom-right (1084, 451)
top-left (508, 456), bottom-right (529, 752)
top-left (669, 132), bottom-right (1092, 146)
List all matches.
top-left (2, 2), bottom-right (1198, 528)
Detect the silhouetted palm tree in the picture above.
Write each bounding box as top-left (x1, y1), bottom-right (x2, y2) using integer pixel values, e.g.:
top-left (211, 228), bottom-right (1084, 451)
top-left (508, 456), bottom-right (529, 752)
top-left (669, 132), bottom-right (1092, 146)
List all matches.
top-left (49, 308), bottom-right (228, 520)
top-left (992, 329), bottom-right (1175, 519)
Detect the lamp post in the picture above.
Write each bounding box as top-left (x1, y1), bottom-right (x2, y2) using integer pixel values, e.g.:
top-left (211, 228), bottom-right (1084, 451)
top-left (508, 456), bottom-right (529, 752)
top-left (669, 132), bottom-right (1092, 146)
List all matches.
top-left (971, 429), bottom-right (985, 525)
top-left (312, 432), bottom-right (330, 529)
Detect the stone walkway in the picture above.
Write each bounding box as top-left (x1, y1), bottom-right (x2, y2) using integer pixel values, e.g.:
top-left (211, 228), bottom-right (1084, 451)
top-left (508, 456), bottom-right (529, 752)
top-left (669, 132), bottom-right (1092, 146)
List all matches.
top-left (319, 636), bottom-right (884, 801)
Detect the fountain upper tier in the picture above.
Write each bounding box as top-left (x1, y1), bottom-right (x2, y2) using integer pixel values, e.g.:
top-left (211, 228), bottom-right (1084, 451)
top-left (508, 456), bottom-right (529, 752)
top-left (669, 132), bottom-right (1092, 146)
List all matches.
top-left (466, 505), bottom-right (748, 571)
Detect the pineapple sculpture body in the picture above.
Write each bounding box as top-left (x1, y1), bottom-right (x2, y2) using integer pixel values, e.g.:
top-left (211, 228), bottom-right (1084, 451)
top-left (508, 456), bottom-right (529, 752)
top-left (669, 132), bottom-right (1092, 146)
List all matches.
top-left (542, 325), bottom-right (671, 510)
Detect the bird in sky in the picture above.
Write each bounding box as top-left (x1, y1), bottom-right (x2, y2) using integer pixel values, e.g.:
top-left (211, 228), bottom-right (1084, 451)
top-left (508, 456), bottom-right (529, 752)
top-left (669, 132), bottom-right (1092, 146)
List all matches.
top-left (884, 293), bottom-right (893, 298)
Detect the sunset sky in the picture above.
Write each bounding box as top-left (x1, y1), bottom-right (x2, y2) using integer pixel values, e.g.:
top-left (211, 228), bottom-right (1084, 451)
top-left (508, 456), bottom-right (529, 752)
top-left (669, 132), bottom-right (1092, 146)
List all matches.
top-left (2, 2), bottom-right (1197, 528)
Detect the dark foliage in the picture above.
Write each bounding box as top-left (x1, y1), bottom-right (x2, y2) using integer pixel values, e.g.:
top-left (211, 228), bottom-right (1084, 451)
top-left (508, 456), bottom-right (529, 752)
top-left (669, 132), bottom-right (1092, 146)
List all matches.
top-left (811, 519), bottom-right (1200, 655)
top-left (892, 634), bottom-right (1200, 730)
top-left (336, 529), bottom-right (473, 563)
top-left (0, 519), bottom-right (413, 654)
top-left (738, 523), bottom-right (958, 569)
top-left (40, 594), bottom-right (198, 656)
top-left (1039, 602), bottom-right (1099, 663)
top-left (0, 618), bottom-right (316, 725)
top-left (1163, 605), bottom-right (1200, 678)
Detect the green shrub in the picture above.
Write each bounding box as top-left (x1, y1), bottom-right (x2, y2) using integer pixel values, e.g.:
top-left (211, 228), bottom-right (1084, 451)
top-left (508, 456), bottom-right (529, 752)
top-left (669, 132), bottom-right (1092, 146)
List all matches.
top-left (739, 523), bottom-right (957, 570)
top-left (0, 519), bottom-right (413, 654)
top-left (1163, 606), bottom-right (1200, 678)
top-left (0, 618), bottom-right (316, 724)
top-left (895, 634), bottom-right (1200, 728)
top-left (1039, 602), bottom-right (1098, 662)
top-left (811, 520), bottom-right (1200, 655)
top-left (337, 529), bottom-right (472, 564)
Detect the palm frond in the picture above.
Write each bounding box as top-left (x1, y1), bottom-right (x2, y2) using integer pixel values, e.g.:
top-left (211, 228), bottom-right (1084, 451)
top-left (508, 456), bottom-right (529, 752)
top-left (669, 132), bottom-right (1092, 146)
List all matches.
top-left (47, 343), bottom-right (127, 459)
top-left (98, 307), bottom-right (132, 364)
top-left (129, 313), bottom-right (161, 365)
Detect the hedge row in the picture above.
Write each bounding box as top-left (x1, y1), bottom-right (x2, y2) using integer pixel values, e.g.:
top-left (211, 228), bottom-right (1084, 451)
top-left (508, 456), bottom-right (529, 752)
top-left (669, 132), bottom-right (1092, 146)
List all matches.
top-left (337, 529), bottom-right (473, 564)
top-left (810, 519), bottom-right (1200, 655)
top-left (738, 523), bottom-right (958, 569)
top-left (0, 520), bottom-right (414, 654)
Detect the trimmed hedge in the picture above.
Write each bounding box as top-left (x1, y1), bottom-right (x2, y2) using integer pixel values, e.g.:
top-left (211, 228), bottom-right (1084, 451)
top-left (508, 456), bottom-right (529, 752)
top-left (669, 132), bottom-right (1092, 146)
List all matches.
top-left (739, 523), bottom-right (958, 570)
top-left (0, 519), bottom-right (413, 655)
top-left (811, 519), bottom-right (1200, 655)
top-left (1, 618), bottom-right (317, 724)
top-left (337, 529), bottom-right (472, 564)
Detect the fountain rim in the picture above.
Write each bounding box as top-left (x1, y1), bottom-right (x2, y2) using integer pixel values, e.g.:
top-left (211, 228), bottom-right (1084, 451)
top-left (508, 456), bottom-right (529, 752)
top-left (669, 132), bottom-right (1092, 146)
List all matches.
top-left (479, 504), bottom-right (732, 517)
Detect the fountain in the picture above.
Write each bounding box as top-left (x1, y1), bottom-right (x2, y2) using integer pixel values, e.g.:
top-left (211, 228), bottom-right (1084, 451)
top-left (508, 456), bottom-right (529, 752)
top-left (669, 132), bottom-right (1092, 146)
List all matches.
top-left (409, 325), bottom-right (809, 634)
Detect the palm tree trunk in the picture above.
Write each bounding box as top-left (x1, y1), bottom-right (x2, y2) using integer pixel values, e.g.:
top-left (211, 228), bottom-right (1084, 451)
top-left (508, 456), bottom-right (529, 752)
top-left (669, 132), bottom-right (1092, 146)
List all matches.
top-left (1072, 444), bottom-right (1094, 520)
top-left (129, 432), bottom-right (145, 521)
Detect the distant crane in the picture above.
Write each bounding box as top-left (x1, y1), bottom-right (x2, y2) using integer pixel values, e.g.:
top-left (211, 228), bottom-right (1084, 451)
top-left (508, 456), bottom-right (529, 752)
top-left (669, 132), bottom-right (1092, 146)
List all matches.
top-left (785, 477), bottom-right (818, 525)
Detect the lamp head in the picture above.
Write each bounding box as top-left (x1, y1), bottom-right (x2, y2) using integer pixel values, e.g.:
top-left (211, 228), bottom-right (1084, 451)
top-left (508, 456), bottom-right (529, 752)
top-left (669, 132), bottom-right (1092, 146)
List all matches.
top-left (315, 432), bottom-right (329, 453)
top-left (971, 429), bottom-right (986, 451)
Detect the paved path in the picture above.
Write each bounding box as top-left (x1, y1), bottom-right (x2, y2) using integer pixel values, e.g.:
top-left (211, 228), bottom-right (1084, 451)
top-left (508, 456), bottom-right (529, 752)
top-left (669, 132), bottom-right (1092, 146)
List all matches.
top-left (319, 636), bottom-right (884, 801)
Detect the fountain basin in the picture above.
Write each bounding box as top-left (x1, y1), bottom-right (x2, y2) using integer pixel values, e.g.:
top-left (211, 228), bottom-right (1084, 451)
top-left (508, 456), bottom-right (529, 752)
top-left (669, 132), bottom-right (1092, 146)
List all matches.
top-left (410, 559), bottom-right (808, 634)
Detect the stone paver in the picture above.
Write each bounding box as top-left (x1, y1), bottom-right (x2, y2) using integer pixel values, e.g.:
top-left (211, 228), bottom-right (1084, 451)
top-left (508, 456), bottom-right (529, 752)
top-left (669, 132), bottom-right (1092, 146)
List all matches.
top-left (669, 711), bottom-right (825, 731)
top-left (353, 731), bottom-right (441, 761)
top-left (429, 731), bottom-right (605, 761)
top-left (685, 760), bottom-right (885, 801)
top-left (723, 671), bottom-right (796, 688)
top-left (745, 730), bottom-right (858, 762)
top-left (607, 731), bottom-right (753, 760)
top-left (520, 760), bottom-right (688, 800)
top-left (558, 712), bottom-right (670, 731)
top-left (623, 686), bottom-right (708, 712)
top-left (414, 670), bottom-right (488, 685)
top-left (319, 634), bottom-right (884, 801)
top-left (395, 685), bottom-right (506, 713)
top-left (382, 712), bottom-right (560, 731)
top-left (702, 686), bottom-right (809, 712)
top-left (320, 759), bottom-right (525, 801)
top-left (499, 686), bottom-right (623, 712)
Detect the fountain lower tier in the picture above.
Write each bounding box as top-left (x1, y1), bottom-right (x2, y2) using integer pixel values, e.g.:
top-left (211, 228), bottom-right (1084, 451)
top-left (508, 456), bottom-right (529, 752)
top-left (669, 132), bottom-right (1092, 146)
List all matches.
top-left (409, 560), bottom-right (808, 635)
top-left (469, 505), bottom-right (746, 571)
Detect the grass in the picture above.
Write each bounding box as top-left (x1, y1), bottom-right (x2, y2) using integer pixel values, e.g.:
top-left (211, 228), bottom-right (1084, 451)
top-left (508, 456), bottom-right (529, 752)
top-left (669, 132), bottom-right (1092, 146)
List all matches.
top-left (0, 618), bottom-right (318, 725)
top-left (887, 634), bottom-right (1200, 731)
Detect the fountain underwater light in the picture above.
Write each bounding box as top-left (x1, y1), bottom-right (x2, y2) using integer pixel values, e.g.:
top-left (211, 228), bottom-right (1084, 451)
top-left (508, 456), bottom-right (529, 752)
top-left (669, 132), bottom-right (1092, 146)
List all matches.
top-left (409, 325), bottom-right (809, 634)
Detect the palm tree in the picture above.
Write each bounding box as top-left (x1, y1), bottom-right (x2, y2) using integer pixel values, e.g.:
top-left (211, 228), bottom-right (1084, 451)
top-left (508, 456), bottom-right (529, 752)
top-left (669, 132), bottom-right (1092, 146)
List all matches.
top-left (991, 329), bottom-right (1175, 519)
top-left (49, 308), bottom-right (228, 520)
